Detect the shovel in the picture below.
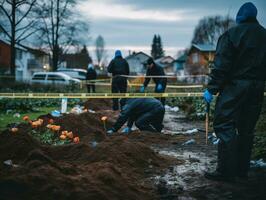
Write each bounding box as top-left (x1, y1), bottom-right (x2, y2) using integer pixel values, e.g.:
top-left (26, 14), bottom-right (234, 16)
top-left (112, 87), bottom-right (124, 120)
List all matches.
top-left (205, 103), bottom-right (210, 145)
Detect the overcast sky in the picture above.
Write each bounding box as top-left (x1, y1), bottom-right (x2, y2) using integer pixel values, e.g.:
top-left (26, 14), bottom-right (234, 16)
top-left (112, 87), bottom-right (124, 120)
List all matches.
top-left (77, 0), bottom-right (266, 60)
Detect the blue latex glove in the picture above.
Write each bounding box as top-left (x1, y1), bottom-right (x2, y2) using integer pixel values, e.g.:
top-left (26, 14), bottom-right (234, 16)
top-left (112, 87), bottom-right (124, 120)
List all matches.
top-left (121, 127), bottom-right (131, 134)
top-left (140, 86), bottom-right (145, 93)
top-left (203, 89), bottom-right (213, 103)
top-left (156, 83), bottom-right (163, 92)
top-left (107, 128), bottom-right (115, 135)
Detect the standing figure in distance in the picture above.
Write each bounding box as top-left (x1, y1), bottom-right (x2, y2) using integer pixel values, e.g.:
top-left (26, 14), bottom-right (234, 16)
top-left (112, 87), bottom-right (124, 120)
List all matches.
top-left (140, 58), bottom-right (167, 105)
top-left (86, 63), bottom-right (97, 93)
top-left (108, 50), bottom-right (130, 110)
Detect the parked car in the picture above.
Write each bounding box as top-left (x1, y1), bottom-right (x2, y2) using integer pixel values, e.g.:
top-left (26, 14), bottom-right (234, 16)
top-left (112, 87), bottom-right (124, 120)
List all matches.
top-left (57, 68), bottom-right (87, 80)
top-left (31, 72), bottom-right (81, 85)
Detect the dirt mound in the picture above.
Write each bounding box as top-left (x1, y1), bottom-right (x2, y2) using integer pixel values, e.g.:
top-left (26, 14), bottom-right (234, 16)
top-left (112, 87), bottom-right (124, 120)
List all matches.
top-left (37, 111), bottom-right (118, 144)
top-left (0, 130), bottom-right (173, 200)
top-left (0, 130), bottom-right (40, 162)
top-left (83, 99), bottom-right (112, 111)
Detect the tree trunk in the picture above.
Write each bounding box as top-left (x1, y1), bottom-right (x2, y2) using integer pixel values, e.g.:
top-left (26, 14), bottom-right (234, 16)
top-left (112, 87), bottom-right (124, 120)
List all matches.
top-left (10, 0), bottom-right (16, 81)
top-left (52, 44), bottom-right (59, 71)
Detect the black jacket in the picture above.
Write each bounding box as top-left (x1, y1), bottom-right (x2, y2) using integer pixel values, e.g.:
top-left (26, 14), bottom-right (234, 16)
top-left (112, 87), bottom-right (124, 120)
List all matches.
top-left (208, 20), bottom-right (266, 94)
top-left (143, 64), bottom-right (167, 87)
top-left (113, 98), bottom-right (164, 131)
top-left (86, 68), bottom-right (97, 80)
top-left (107, 56), bottom-right (130, 77)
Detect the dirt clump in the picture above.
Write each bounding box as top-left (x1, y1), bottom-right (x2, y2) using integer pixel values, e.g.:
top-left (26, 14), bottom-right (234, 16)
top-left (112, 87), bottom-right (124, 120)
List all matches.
top-left (0, 130), bottom-right (173, 200)
top-left (83, 99), bottom-right (112, 111)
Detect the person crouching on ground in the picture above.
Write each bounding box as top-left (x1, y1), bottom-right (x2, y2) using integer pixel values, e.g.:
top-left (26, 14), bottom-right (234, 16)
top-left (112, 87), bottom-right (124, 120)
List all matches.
top-left (107, 98), bottom-right (165, 135)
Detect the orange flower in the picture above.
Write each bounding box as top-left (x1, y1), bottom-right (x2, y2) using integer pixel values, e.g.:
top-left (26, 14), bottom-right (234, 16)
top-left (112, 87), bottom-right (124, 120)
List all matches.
top-left (51, 125), bottom-right (61, 132)
top-left (11, 127), bottom-right (18, 133)
top-left (48, 119), bottom-right (54, 124)
top-left (61, 130), bottom-right (68, 136)
top-left (22, 116), bottom-right (29, 121)
top-left (101, 116), bottom-right (108, 121)
top-left (66, 131), bottom-right (73, 139)
top-left (46, 124), bottom-right (53, 129)
top-left (60, 134), bottom-right (67, 140)
top-left (73, 137), bottom-right (80, 144)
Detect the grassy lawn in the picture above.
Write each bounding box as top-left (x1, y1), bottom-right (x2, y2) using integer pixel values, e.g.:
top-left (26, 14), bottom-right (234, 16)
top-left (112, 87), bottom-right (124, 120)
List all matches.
top-left (0, 106), bottom-right (58, 130)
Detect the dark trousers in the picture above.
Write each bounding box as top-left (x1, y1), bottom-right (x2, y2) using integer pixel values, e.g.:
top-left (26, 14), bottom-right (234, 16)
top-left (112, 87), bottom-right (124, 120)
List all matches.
top-left (213, 80), bottom-right (264, 177)
top-left (135, 105), bottom-right (165, 132)
top-left (155, 83), bottom-right (167, 105)
top-left (112, 77), bottom-right (127, 110)
top-left (87, 84), bottom-right (95, 93)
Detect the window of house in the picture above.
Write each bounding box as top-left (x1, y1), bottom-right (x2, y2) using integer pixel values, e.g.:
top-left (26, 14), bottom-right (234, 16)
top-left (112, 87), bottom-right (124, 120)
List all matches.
top-left (16, 50), bottom-right (22, 60)
top-left (192, 53), bottom-right (199, 64)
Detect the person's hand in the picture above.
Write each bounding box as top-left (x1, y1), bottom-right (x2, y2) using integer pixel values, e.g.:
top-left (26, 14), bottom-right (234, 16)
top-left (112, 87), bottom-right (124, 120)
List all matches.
top-left (203, 89), bottom-right (213, 103)
top-left (107, 128), bottom-right (115, 135)
top-left (140, 86), bottom-right (145, 93)
top-left (121, 127), bottom-right (131, 134)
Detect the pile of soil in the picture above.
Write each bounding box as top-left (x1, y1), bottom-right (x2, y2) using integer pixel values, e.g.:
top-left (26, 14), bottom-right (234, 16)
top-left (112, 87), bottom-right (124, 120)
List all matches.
top-left (0, 131), bottom-right (174, 200)
top-left (37, 110), bottom-right (119, 143)
top-left (83, 99), bottom-right (112, 111)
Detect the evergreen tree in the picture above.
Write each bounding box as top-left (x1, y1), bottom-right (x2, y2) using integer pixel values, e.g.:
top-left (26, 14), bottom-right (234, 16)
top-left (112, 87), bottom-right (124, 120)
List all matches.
top-left (151, 34), bottom-right (164, 59)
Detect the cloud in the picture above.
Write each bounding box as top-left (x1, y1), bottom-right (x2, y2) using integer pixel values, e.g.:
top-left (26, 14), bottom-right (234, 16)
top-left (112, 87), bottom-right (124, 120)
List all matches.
top-left (78, 0), bottom-right (195, 22)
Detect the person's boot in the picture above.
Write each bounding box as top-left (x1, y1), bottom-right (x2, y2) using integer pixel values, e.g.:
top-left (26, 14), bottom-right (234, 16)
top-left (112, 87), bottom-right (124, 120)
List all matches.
top-left (205, 137), bottom-right (237, 182)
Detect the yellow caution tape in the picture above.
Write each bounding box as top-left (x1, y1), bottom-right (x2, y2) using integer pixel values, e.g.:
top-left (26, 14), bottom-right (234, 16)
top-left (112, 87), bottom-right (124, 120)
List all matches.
top-left (83, 82), bottom-right (204, 88)
top-left (1, 92), bottom-right (265, 99)
top-left (0, 92), bottom-right (203, 99)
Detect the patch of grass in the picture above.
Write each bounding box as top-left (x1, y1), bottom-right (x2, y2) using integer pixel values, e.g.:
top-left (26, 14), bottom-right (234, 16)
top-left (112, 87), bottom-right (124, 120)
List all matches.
top-left (0, 107), bottom-right (57, 130)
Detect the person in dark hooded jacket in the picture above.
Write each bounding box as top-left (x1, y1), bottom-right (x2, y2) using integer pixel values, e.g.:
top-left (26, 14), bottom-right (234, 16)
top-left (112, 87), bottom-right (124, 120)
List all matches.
top-left (203, 2), bottom-right (266, 182)
top-left (106, 98), bottom-right (165, 134)
top-left (140, 58), bottom-right (167, 105)
top-left (86, 63), bottom-right (97, 93)
top-left (108, 50), bottom-right (130, 110)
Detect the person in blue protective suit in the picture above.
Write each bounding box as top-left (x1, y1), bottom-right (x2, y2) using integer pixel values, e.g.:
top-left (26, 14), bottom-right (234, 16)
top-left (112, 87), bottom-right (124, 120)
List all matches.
top-left (140, 58), bottom-right (167, 105)
top-left (108, 50), bottom-right (130, 110)
top-left (107, 98), bottom-right (165, 135)
top-left (203, 2), bottom-right (266, 182)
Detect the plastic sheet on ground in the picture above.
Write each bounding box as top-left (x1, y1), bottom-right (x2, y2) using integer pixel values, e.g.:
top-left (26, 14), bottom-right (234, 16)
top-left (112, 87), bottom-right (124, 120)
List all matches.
top-left (250, 159), bottom-right (266, 168)
top-left (165, 105), bottom-right (179, 112)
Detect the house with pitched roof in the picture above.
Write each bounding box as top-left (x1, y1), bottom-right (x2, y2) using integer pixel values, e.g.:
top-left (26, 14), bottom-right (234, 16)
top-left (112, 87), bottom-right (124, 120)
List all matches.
top-left (185, 43), bottom-right (216, 75)
top-left (125, 51), bottom-right (150, 75)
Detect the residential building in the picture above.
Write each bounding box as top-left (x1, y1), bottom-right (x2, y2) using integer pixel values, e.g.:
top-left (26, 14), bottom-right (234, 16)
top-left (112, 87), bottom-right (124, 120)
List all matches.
top-left (155, 56), bottom-right (175, 75)
top-left (185, 43), bottom-right (216, 75)
top-left (0, 39), bottom-right (50, 81)
top-left (174, 54), bottom-right (187, 80)
top-left (125, 51), bottom-right (150, 75)
top-left (185, 44), bottom-right (216, 83)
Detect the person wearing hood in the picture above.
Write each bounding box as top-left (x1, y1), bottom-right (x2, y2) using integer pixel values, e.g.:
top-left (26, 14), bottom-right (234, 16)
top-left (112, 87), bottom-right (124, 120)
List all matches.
top-left (108, 50), bottom-right (130, 110)
top-left (203, 2), bottom-right (266, 182)
top-left (140, 57), bottom-right (167, 105)
top-left (86, 63), bottom-right (97, 93)
top-left (106, 98), bottom-right (165, 135)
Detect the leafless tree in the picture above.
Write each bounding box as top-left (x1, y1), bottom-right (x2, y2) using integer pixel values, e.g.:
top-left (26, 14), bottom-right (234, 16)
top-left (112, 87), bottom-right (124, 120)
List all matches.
top-left (0, 0), bottom-right (37, 78)
top-left (191, 15), bottom-right (235, 45)
top-left (33, 0), bottom-right (89, 71)
top-left (95, 35), bottom-right (105, 66)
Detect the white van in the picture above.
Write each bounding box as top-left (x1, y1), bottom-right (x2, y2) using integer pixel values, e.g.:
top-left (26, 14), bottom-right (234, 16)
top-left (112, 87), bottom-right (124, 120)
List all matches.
top-left (31, 72), bottom-right (81, 85)
top-left (57, 68), bottom-right (87, 80)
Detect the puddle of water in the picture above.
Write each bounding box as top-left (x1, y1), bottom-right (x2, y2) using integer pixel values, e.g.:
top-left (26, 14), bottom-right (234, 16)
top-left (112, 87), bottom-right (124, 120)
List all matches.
top-left (153, 149), bottom-right (216, 191)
